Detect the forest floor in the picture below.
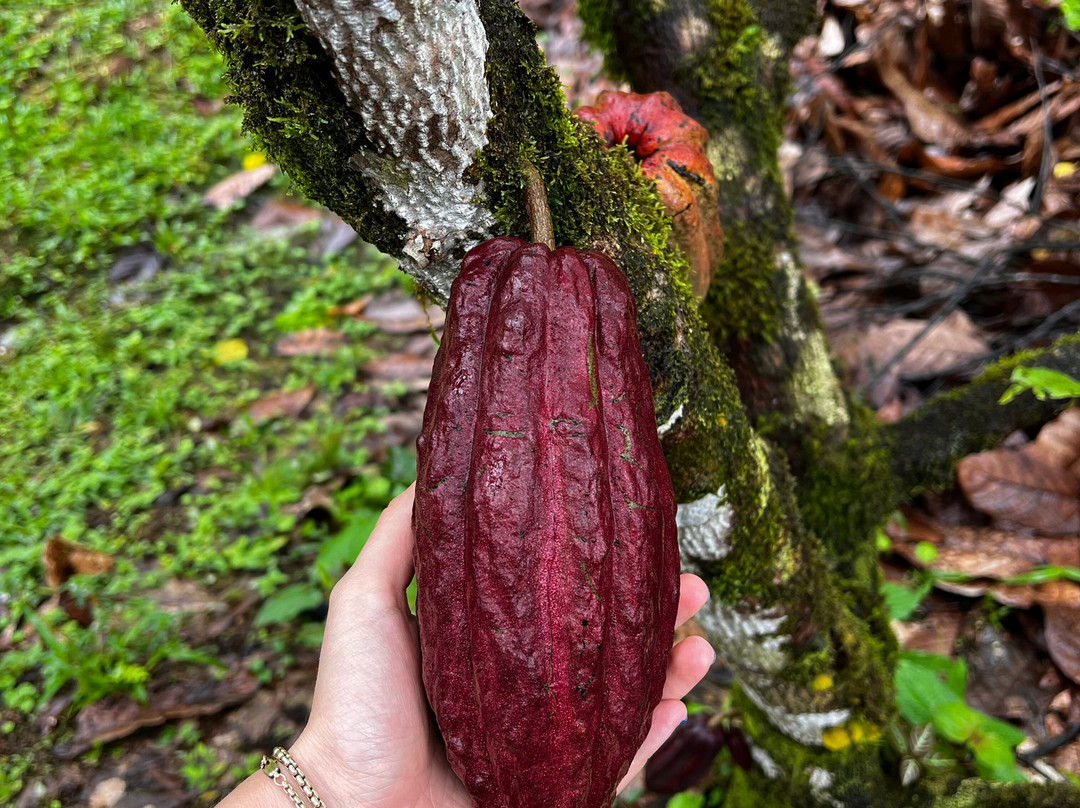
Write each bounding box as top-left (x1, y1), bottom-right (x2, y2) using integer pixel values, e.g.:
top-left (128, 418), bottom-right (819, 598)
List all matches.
top-left (2, 1), bottom-right (1080, 807)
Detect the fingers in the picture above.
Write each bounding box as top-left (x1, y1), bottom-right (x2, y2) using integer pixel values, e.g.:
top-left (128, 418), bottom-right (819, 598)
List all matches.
top-left (617, 698), bottom-right (688, 793)
top-left (342, 483), bottom-right (417, 597)
top-left (675, 574), bottom-right (709, 629)
top-left (663, 635), bottom-right (714, 700)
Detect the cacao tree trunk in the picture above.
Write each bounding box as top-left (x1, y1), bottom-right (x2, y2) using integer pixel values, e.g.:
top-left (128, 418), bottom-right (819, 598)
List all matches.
top-left (179, 0), bottom-right (1080, 804)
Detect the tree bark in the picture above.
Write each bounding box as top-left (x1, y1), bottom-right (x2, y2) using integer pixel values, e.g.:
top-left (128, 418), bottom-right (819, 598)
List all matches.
top-left (178, 0), bottom-right (1080, 805)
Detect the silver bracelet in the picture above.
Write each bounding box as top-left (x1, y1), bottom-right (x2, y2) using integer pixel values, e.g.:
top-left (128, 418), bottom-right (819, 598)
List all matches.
top-left (259, 747), bottom-right (327, 808)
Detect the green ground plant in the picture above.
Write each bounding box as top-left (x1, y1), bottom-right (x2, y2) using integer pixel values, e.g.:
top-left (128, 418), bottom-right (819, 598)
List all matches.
top-left (0, 0), bottom-right (420, 792)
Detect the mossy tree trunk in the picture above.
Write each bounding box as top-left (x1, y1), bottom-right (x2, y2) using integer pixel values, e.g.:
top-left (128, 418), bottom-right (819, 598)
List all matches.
top-left (179, 0), bottom-right (1080, 805)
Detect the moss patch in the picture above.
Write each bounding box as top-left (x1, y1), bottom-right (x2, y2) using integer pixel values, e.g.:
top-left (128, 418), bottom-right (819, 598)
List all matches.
top-left (178, 0), bottom-right (408, 257)
top-left (886, 333), bottom-right (1080, 495)
top-left (476, 0), bottom-right (696, 417)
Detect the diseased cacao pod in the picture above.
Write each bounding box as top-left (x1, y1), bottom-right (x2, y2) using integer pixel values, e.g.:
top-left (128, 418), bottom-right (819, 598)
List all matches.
top-left (644, 713), bottom-right (727, 794)
top-left (576, 91), bottom-right (723, 301)
top-left (414, 236), bottom-right (681, 808)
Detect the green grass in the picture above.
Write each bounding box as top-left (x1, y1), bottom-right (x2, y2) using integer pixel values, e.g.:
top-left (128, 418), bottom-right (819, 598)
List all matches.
top-left (0, 0), bottom-right (247, 315)
top-left (0, 2), bottom-right (418, 787)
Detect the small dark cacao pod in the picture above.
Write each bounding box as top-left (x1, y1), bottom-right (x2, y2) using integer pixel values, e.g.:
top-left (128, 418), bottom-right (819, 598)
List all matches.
top-left (726, 727), bottom-right (753, 771)
top-left (644, 713), bottom-right (727, 794)
top-left (414, 237), bottom-right (681, 808)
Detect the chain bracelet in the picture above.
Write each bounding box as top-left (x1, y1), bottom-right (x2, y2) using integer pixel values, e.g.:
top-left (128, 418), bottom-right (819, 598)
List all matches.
top-left (259, 747), bottom-right (326, 808)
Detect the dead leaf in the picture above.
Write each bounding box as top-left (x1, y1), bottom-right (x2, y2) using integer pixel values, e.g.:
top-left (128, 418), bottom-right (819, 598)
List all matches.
top-left (972, 79), bottom-right (1064, 133)
top-left (983, 177), bottom-right (1036, 229)
top-left (837, 310), bottom-right (990, 404)
top-left (1046, 605), bottom-right (1080, 685)
top-left (328, 294), bottom-right (373, 318)
top-left (363, 352), bottom-right (435, 385)
top-left (145, 579), bottom-right (227, 617)
top-left (192, 95), bottom-right (225, 116)
top-left (891, 607), bottom-right (963, 656)
top-left (315, 214), bottom-right (359, 258)
top-left (1028, 408), bottom-right (1080, 469)
top-left (249, 199), bottom-right (322, 233)
top-left (245, 385), bottom-right (316, 425)
top-left (88, 777), bottom-right (125, 808)
top-left (1002, 86), bottom-right (1080, 145)
top-left (43, 539), bottom-right (114, 589)
top-left (878, 59), bottom-right (971, 150)
top-left (891, 510), bottom-right (1059, 579)
top-left (282, 484), bottom-right (336, 522)
top-left (202, 163), bottom-right (277, 210)
top-left (55, 667), bottom-right (258, 758)
top-left (361, 293), bottom-right (446, 334)
top-left (274, 328), bottom-right (347, 357)
top-left (957, 447), bottom-right (1080, 536)
top-left (888, 509), bottom-right (1080, 609)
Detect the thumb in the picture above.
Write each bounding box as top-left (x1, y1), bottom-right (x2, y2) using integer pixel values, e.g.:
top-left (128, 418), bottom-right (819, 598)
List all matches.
top-left (345, 482), bottom-right (417, 600)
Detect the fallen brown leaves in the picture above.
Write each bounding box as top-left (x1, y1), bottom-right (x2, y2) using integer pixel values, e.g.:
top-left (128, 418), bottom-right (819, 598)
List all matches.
top-left (55, 667), bottom-right (259, 758)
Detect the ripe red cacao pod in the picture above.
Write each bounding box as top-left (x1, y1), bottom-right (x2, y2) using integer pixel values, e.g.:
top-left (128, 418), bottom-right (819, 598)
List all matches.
top-left (644, 713), bottom-right (727, 794)
top-left (414, 236), bottom-right (681, 808)
top-left (576, 91), bottom-right (723, 301)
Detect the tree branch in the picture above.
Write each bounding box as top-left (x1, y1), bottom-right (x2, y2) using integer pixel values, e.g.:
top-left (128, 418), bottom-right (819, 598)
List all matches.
top-left (182, 0), bottom-right (895, 800)
top-left (887, 333), bottom-right (1080, 497)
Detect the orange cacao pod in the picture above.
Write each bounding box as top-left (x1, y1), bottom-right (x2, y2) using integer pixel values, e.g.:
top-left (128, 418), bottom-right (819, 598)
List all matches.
top-left (576, 91), bottom-right (723, 300)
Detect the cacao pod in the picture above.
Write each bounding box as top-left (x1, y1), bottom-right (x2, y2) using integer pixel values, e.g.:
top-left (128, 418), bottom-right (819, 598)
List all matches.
top-left (726, 727), bottom-right (753, 771)
top-left (644, 713), bottom-right (727, 794)
top-left (414, 236), bottom-right (681, 808)
top-left (576, 91), bottom-right (723, 301)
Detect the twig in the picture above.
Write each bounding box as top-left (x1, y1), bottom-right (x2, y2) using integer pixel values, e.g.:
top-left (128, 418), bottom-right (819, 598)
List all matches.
top-left (1016, 723), bottom-right (1080, 767)
top-left (862, 251), bottom-right (1002, 395)
top-left (522, 162), bottom-right (555, 249)
top-left (1029, 41), bottom-right (1054, 217)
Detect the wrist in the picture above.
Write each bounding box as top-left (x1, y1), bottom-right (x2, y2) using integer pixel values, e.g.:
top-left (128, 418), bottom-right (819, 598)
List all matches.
top-left (287, 726), bottom-right (357, 808)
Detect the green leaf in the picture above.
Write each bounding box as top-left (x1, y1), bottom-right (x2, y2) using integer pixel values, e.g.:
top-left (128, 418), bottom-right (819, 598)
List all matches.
top-left (913, 541), bottom-right (939, 564)
top-left (316, 507), bottom-right (381, 587)
top-left (895, 658), bottom-right (960, 725)
top-left (969, 732), bottom-right (1026, 782)
top-left (882, 580), bottom-right (933, 621)
top-left (667, 793), bottom-right (706, 808)
top-left (254, 583), bottom-right (323, 627)
top-left (1063, 0), bottom-right (1080, 31)
top-left (999, 366), bottom-right (1080, 404)
top-left (932, 701), bottom-right (981, 743)
top-left (977, 716), bottom-right (1027, 748)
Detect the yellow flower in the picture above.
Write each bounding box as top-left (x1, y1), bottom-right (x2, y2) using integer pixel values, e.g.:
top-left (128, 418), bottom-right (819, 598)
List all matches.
top-left (821, 726), bottom-right (850, 751)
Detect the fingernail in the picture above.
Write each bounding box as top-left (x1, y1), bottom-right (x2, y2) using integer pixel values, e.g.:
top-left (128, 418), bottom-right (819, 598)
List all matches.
top-left (679, 718), bottom-right (688, 726)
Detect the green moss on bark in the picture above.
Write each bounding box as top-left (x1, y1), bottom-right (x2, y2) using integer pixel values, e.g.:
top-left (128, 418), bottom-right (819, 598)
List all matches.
top-left (702, 220), bottom-right (783, 344)
top-left (476, 0), bottom-right (696, 417)
top-left (724, 688), bottom-right (894, 808)
top-left (177, 0), bottom-right (408, 256)
top-left (887, 333), bottom-right (1080, 496)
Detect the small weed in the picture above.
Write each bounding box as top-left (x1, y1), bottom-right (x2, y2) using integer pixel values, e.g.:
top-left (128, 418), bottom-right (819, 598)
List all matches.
top-left (179, 741), bottom-right (229, 790)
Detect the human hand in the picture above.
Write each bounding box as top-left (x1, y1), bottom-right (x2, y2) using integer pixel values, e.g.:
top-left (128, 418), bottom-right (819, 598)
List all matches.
top-left (288, 483), bottom-right (714, 808)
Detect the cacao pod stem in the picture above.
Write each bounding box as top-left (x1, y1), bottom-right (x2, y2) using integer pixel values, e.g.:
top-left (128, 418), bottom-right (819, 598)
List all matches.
top-left (522, 162), bottom-right (555, 249)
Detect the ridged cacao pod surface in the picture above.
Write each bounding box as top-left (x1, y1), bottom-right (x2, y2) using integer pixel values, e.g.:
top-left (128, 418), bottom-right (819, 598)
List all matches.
top-left (576, 91), bottom-right (723, 300)
top-left (414, 237), bottom-right (681, 808)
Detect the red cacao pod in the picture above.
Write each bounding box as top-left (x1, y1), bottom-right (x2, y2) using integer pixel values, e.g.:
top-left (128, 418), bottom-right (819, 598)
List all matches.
top-left (644, 713), bottom-right (727, 794)
top-left (414, 236), bottom-right (681, 808)
top-left (576, 91), bottom-right (723, 301)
